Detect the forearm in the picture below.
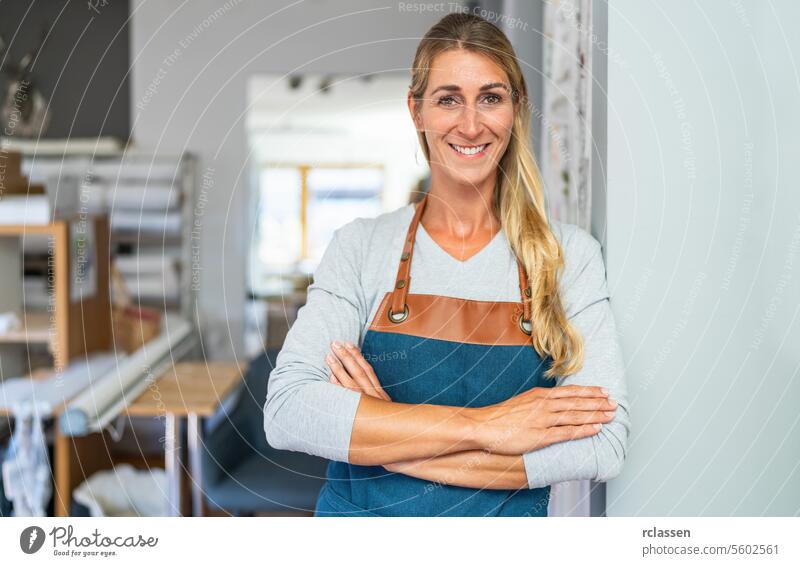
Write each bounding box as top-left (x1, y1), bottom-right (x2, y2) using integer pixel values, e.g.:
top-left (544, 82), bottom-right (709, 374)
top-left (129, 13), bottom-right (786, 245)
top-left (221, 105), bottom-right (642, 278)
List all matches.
top-left (387, 450), bottom-right (528, 490)
top-left (348, 394), bottom-right (482, 465)
top-left (383, 407), bottom-right (627, 491)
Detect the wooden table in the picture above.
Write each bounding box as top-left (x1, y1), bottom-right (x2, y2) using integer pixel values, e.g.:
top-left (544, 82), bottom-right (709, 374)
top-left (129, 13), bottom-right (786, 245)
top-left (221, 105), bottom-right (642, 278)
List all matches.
top-left (125, 361), bottom-right (246, 516)
top-left (4, 361), bottom-right (244, 516)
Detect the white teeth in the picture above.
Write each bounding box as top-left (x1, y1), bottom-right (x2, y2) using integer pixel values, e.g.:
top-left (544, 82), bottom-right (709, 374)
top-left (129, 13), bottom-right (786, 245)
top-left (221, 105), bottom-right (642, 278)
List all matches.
top-left (451, 144), bottom-right (486, 155)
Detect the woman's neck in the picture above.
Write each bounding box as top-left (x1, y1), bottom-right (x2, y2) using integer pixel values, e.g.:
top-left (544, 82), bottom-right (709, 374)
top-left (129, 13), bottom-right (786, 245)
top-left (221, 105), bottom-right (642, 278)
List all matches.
top-left (422, 172), bottom-right (499, 239)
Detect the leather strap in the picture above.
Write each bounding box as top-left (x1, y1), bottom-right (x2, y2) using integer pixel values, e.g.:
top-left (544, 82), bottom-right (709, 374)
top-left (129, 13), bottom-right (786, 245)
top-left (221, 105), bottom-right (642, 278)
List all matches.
top-left (389, 192), bottom-right (531, 325)
top-left (517, 259), bottom-right (531, 323)
top-left (389, 193), bottom-right (429, 319)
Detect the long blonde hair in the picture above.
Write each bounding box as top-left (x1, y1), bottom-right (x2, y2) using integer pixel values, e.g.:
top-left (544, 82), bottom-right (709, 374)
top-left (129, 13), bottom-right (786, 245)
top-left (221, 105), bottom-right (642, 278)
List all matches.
top-left (409, 12), bottom-right (583, 378)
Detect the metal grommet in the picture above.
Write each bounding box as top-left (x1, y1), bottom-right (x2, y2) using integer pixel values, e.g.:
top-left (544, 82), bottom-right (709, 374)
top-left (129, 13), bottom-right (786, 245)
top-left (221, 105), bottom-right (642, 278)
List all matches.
top-left (396, 279), bottom-right (406, 289)
top-left (524, 287), bottom-right (531, 298)
top-left (388, 304), bottom-right (409, 323)
top-left (400, 251), bottom-right (410, 261)
top-left (518, 315), bottom-right (532, 335)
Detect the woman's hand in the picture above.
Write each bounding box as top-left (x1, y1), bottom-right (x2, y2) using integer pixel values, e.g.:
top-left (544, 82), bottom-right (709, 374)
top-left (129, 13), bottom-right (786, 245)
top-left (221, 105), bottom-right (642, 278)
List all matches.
top-left (325, 340), bottom-right (391, 401)
top-left (464, 385), bottom-right (618, 455)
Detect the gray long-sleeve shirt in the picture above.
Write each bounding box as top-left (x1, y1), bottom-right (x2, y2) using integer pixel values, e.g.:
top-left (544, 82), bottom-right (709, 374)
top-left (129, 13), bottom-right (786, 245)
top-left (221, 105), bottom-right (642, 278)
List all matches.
top-left (263, 203), bottom-right (630, 489)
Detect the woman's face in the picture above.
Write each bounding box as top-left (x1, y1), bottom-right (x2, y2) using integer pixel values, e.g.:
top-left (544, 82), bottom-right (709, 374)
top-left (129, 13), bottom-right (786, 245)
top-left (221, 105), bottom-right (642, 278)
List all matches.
top-left (409, 48), bottom-right (517, 190)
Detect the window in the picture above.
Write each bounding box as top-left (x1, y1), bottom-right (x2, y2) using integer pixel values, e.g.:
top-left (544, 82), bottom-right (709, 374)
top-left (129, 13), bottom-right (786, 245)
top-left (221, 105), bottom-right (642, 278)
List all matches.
top-left (253, 164), bottom-right (383, 277)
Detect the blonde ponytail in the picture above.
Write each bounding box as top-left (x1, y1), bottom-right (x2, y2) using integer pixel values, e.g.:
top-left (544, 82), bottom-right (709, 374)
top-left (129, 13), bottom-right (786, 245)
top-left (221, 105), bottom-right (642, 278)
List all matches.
top-left (410, 12), bottom-right (583, 378)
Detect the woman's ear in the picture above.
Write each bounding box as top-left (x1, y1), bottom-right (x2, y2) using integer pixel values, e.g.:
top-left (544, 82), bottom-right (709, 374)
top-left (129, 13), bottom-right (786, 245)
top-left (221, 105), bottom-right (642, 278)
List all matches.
top-left (407, 90), bottom-right (423, 132)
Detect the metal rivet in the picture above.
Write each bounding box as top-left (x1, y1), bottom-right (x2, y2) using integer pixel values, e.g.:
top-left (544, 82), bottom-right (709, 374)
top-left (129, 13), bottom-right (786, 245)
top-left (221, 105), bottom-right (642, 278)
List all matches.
top-left (524, 287), bottom-right (531, 298)
top-left (401, 252), bottom-right (410, 261)
top-left (396, 280), bottom-right (406, 289)
top-left (388, 304), bottom-right (409, 324)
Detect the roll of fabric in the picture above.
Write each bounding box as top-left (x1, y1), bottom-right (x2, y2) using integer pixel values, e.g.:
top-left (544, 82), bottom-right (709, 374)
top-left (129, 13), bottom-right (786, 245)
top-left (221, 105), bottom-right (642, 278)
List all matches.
top-left (110, 211), bottom-right (182, 235)
top-left (60, 317), bottom-right (194, 436)
top-left (107, 184), bottom-right (179, 210)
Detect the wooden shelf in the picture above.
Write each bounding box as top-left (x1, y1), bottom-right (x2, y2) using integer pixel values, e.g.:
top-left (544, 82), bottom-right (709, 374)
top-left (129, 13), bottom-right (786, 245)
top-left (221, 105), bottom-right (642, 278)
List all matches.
top-left (17, 152), bottom-right (197, 321)
top-left (0, 215), bottom-right (112, 372)
top-left (111, 231), bottom-right (182, 244)
top-left (0, 214), bottom-right (104, 236)
top-left (0, 311), bottom-right (53, 344)
top-left (0, 222), bottom-right (64, 236)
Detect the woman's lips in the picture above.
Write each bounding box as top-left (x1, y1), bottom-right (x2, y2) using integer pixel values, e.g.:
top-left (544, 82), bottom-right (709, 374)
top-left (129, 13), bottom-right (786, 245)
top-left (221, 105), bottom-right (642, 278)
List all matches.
top-left (448, 142), bottom-right (490, 159)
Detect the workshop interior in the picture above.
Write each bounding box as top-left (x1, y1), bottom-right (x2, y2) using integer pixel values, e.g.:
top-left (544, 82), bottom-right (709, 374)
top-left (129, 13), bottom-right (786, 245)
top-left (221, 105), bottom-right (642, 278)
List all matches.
top-left (0, 0), bottom-right (798, 520)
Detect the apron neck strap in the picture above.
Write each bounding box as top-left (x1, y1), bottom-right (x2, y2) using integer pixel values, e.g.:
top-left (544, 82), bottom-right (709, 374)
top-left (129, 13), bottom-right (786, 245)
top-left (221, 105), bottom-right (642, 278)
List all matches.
top-left (388, 192), bottom-right (532, 326)
top-left (389, 193), bottom-right (428, 321)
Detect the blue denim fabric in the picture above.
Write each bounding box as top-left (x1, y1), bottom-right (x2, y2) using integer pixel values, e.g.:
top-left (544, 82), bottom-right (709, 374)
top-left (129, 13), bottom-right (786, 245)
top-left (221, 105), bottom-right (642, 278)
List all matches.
top-left (315, 330), bottom-right (556, 517)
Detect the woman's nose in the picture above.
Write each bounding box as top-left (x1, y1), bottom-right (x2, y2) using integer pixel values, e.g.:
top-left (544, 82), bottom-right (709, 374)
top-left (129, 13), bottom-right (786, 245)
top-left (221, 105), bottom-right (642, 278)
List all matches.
top-left (456, 105), bottom-right (482, 140)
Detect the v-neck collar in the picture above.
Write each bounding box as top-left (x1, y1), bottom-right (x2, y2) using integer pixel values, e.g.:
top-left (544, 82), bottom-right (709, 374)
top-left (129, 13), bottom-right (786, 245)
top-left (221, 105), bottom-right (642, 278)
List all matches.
top-left (416, 219), bottom-right (504, 265)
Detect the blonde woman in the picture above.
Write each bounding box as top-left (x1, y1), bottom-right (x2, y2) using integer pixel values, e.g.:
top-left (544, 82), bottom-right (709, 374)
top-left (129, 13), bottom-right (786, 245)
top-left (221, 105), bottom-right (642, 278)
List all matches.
top-left (264, 12), bottom-right (629, 517)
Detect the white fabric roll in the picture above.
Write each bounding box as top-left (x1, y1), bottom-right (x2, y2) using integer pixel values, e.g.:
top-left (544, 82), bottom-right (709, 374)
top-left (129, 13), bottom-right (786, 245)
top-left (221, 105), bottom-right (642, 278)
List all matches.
top-left (60, 317), bottom-right (194, 436)
top-left (108, 185), bottom-right (179, 210)
top-left (110, 211), bottom-right (182, 235)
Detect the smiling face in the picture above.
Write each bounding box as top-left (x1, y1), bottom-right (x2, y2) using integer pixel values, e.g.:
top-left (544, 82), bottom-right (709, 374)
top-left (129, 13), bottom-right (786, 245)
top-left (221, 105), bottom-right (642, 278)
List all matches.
top-left (409, 48), bottom-right (517, 190)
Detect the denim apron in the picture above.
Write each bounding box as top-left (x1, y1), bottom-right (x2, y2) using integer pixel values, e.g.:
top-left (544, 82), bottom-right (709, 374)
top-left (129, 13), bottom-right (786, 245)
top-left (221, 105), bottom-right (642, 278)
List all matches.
top-left (315, 194), bottom-right (555, 516)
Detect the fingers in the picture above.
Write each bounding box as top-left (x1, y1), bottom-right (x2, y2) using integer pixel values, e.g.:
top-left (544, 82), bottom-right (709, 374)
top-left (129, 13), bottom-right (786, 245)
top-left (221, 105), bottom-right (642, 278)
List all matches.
top-left (332, 341), bottom-right (385, 399)
top-left (547, 396), bottom-right (618, 413)
top-left (326, 353), bottom-right (357, 389)
top-left (546, 409), bottom-right (616, 427)
top-left (539, 385), bottom-right (609, 399)
top-left (326, 341), bottom-right (390, 401)
top-left (342, 342), bottom-right (391, 401)
top-left (499, 385), bottom-right (609, 409)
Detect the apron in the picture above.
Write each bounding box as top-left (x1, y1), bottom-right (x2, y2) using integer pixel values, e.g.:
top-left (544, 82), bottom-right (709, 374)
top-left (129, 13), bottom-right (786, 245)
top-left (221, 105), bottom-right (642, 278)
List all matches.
top-left (315, 194), bottom-right (555, 516)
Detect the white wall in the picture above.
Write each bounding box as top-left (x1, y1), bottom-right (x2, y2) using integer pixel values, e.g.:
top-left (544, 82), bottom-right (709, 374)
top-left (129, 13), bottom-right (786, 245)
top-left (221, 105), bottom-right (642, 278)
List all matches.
top-left (130, 0), bottom-right (460, 360)
top-left (606, 0), bottom-right (800, 515)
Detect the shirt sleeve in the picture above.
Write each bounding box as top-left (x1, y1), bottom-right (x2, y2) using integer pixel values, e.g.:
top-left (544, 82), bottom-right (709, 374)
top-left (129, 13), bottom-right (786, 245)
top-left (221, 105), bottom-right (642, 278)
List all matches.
top-left (521, 228), bottom-right (631, 489)
top-left (262, 221), bottom-right (366, 462)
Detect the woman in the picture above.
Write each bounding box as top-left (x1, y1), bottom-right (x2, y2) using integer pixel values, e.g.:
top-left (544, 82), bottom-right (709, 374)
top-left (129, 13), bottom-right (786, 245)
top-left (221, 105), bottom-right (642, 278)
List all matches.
top-left (264, 12), bottom-right (629, 517)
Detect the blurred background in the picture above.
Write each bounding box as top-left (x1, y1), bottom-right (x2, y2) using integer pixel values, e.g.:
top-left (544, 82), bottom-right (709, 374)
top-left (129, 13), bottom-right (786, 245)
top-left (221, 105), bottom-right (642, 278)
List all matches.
top-left (0, 0), bottom-right (798, 519)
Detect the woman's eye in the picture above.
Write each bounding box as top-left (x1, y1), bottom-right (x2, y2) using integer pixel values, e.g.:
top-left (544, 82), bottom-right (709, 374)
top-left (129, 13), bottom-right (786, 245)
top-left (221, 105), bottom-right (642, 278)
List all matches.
top-left (437, 96), bottom-right (459, 107)
top-left (436, 94), bottom-right (503, 107)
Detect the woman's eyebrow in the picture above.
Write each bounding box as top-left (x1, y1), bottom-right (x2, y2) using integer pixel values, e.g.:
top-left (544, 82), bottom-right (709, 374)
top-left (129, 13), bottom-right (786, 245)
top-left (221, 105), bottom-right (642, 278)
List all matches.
top-left (479, 82), bottom-right (511, 93)
top-left (430, 82), bottom-right (511, 95)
